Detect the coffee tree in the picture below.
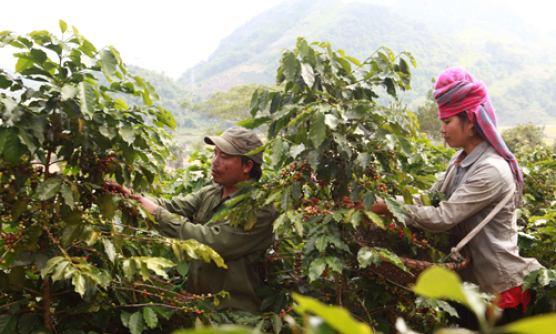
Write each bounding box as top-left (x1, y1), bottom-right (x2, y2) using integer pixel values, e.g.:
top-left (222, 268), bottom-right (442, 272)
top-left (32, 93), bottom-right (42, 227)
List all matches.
top-left (0, 23), bottom-right (226, 333)
top-left (205, 38), bottom-right (457, 333)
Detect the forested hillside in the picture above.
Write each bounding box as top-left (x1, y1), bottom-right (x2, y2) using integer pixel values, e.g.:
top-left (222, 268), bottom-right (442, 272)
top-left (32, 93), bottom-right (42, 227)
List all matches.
top-left (175, 0), bottom-right (556, 125)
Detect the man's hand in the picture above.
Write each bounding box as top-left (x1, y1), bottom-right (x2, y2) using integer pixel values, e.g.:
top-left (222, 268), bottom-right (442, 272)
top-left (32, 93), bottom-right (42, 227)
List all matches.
top-left (104, 180), bottom-right (132, 196)
top-left (104, 180), bottom-right (159, 214)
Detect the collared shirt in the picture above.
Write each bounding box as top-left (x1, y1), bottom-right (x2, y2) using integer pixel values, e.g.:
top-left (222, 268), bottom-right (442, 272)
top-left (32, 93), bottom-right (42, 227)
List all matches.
top-left (405, 141), bottom-right (541, 294)
top-left (151, 182), bottom-right (277, 312)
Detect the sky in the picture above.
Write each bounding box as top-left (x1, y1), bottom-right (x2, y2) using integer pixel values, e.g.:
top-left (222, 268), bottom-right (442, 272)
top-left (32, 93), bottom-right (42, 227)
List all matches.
top-left (1, 0), bottom-right (555, 79)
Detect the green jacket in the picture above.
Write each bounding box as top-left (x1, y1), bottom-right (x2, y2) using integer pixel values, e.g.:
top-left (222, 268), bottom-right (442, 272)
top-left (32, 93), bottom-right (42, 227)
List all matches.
top-left (151, 183), bottom-right (277, 312)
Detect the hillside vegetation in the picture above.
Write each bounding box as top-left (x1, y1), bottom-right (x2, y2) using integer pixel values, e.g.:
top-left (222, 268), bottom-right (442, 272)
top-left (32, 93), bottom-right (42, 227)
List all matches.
top-left (174, 0), bottom-right (556, 126)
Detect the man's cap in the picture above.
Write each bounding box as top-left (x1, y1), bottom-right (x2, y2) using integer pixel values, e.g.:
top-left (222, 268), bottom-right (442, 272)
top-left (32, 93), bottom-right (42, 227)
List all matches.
top-left (204, 127), bottom-right (264, 164)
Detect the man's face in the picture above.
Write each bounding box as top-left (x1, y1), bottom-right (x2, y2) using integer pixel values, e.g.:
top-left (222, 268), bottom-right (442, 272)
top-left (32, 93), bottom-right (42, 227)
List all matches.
top-left (211, 147), bottom-right (250, 187)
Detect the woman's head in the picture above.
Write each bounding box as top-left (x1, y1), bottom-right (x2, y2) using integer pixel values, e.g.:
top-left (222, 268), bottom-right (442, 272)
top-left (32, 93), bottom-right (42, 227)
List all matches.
top-left (433, 67), bottom-right (524, 196)
top-left (440, 111), bottom-right (482, 150)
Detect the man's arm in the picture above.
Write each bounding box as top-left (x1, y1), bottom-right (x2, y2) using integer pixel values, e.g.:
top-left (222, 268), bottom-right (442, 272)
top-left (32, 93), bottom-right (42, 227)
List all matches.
top-left (153, 206), bottom-right (276, 262)
top-left (104, 180), bottom-right (203, 217)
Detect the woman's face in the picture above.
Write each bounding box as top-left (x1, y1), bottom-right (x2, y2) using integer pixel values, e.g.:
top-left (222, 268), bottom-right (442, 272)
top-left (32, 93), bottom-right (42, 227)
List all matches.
top-left (440, 115), bottom-right (475, 149)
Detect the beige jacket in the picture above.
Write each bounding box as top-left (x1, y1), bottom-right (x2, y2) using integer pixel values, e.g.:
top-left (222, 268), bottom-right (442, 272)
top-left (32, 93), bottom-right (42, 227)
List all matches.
top-left (405, 141), bottom-right (541, 294)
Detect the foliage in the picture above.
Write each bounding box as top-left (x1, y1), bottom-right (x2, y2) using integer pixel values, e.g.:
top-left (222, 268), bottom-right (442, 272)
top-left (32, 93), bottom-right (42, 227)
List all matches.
top-left (194, 84), bottom-right (260, 123)
top-left (0, 24), bottom-right (227, 333)
top-left (501, 123), bottom-right (544, 152)
top-left (170, 267), bottom-right (556, 334)
top-left (512, 145), bottom-right (556, 315)
top-left (195, 38), bottom-right (470, 333)
top-left (415, 78), bottom-right (442, 142)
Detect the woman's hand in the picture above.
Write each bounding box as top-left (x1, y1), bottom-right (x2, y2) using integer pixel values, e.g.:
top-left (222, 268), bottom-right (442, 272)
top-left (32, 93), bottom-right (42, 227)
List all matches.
top-left (354, 197), bottom-right (392, 217)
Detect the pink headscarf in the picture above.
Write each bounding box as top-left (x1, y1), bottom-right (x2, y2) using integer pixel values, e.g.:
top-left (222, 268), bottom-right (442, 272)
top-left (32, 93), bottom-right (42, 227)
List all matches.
top-left (433, 67), bottom-right (524, 199)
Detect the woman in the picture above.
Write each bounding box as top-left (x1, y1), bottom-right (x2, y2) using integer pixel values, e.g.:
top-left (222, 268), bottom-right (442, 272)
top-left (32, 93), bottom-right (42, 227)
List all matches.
top-left (368, 67), bottom-right (541, 328)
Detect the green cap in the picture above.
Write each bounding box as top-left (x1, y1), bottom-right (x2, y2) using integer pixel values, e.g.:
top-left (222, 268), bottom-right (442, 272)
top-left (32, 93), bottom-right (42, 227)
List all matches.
top-left (204, 127), bottom-right (264, 164)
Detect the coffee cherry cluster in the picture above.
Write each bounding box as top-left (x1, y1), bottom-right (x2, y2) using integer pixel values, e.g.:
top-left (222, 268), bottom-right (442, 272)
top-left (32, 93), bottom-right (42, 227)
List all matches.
top-left (0, 232), bottom-right (16, 247)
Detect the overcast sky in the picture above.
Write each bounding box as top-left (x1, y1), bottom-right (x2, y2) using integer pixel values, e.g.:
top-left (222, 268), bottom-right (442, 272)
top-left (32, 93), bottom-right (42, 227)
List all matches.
top-left (1, 0), bottom-right (554, 78)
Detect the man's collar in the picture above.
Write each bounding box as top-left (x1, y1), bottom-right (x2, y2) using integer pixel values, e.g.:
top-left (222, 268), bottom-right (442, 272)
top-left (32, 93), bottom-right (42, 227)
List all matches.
top-left (214, 179), bottom-right (256, 201)
top-left (455, 141), bottom-right (490, 168)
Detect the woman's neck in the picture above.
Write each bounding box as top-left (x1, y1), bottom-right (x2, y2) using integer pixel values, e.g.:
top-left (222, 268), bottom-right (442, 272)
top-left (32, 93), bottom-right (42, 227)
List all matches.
top-left (463, 137), bottom-right (484, 156)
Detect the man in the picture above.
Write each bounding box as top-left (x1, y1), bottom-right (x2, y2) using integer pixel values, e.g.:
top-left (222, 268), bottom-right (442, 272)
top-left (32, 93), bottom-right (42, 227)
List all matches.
top-left (109, 127), bottom-right (277, 312)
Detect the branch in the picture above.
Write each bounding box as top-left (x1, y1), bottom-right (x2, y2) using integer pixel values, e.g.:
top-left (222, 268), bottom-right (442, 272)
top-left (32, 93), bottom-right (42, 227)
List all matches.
top-left (9, 282), bottom-right (43, 297)
top-left (112, 302), bottom-right (186, 310)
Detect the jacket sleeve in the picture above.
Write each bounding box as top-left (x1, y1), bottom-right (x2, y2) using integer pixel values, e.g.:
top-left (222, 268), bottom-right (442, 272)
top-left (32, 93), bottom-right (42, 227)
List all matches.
top-left (404, 161), bottom-right (511, 232)
top-left (149, 189), bottom-right (204, 219)
top-left (152, 205), bottom-right (277, 262)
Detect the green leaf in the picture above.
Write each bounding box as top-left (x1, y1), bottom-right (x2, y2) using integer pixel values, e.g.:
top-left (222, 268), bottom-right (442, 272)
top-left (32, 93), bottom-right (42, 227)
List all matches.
top-left (143, 257), bottom-right (175, 278)
top-left (176, 262), bottom-right (189, 276)
top-left (414, 267), bottom-right (486, 325)
top-left (309, 111), bottom-right (326, 148)
top-left (357, 247), bottom-right (382, 268)
top-left (30, 49), bottom-right (46, 64)
top-left (383, 197), bottom-right (405, 223)
top-left (270, 92), bottom-right (281, 114)
top-left (129, 312), bottom-right (146, 334)
top-left (102, 237), bottom-right (117, 263)
top-left (364, 211), bottom-right (384, 229)
top-left (316, 235), bottom-right (328, 252)
top-left (15, 57), bottom-right (33, 73)
top-left (282, 51), bottom-right (299, 82)
top-left (290, 143), bottom-right (305, 159)
top-left (363, 192), bottom-right (376, 211)
top-left (346, 55), bottom-right (361, 66)
top-left (61, 84), bottom-right (78, 100)
top-left (114, 99), bottom-right (128, 110)
top-left (382, 46), bottom-right (395, 61)
top-left (236, 117), bottom-right (271, 130)
top-left (272, 314), bottom-right (283, 334)
top-left (293, 293), bottom-right (372, 334)
top-left (2, 128), bottom-right (26, 164)
top-left (18, 313), bottom-right (38, 334)
top-left (61, 224), bottom-right (81, 247)
top-left (71, 272), bottom-right (86, 297)
top-left (18, 130), bottom-right (37, 154)
top-left (79, 82), bottom-right (95, 117)
top-left (143, 307), bottom-right (158, 329)
top-left (100, 49), bottom-right (118, 82)
top-left (59, 20), bottom-right (67, 33)
top-left (100, 194), bottom-right (117, 221)
top-left (271, 139), bottom-right (286, 170)
top-left (121, 312), bottom-right (131, 328)
top-left (308, 257), bottom-right (326, 282)
top-left (0, 314), bottom-right (17, 334)
top-left (51, 261), bottom-right (70, 281)
top-left (11, 199), bottom-right (26, 221)
top-left (41, 256), bottom-right (64, 278)
top-left (60, 184), bottom-right (75, 209)
top-left (301, 62), bottom-right (315, 88)
top-left (34, 175), bottom-right (62, 201)
top-left (8, 267), bottom-right (25, 290)
top-left (497, 313), bottom-right (556, 334)
top-left (121, 124), bottom-right (135, 144)
top-left (403, 51), bottom-right (417, 68)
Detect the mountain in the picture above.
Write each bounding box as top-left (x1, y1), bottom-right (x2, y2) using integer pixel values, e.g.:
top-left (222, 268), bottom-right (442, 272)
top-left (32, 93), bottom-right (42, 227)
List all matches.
top-left (176, 0), bottom-right (556, 126)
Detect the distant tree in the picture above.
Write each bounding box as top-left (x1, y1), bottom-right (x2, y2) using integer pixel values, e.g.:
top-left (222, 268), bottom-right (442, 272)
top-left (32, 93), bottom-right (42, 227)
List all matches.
top-left (195, 83), bottom-right (281, 132)
top-left (501, 122), bottom-right (545, 152)
top-left (195, 83), bottom-right (259, 121)
top-left (416, 78), bottom-right (443, 141)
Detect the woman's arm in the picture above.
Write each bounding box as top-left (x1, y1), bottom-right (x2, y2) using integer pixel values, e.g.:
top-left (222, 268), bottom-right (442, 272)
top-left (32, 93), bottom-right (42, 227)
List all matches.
top-left (406, 161), bottom-right (511, 232)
